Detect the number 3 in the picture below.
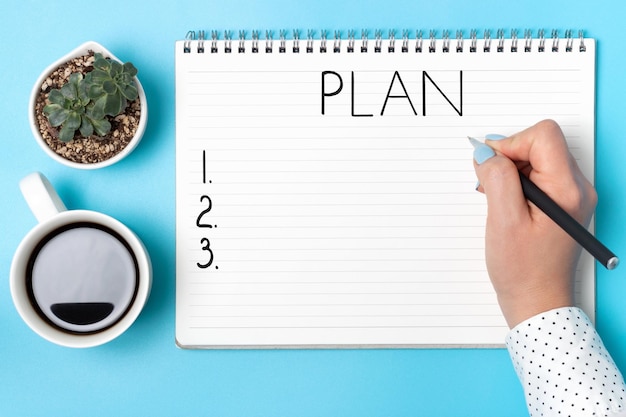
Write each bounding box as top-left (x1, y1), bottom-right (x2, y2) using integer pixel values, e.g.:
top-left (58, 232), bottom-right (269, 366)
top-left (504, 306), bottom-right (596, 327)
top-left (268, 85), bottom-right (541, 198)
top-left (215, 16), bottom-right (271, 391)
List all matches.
top-left (197, 238), bottom-right (214, 269)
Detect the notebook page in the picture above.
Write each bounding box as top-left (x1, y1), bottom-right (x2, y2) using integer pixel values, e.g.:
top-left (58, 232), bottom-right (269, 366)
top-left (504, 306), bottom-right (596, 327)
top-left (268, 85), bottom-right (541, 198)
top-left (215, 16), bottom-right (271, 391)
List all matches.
top-left (175, 37), bottom-right (595, 348)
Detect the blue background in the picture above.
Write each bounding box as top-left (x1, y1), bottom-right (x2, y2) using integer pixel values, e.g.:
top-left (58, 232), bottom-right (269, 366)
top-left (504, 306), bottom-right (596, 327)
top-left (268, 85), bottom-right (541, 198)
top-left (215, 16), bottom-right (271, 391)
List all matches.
top-left (2, 0), bottom-right (625, 415)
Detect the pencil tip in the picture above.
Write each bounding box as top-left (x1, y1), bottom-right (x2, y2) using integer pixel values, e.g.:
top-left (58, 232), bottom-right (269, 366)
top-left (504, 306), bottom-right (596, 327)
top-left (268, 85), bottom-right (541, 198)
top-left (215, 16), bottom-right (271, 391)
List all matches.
top-left (468, 136), bottom-right (481, 149)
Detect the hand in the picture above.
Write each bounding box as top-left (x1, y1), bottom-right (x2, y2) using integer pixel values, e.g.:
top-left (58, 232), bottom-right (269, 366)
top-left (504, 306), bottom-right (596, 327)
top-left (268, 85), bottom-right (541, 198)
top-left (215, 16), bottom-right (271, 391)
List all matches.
top-left (472, 120), bottom-right (597, 328)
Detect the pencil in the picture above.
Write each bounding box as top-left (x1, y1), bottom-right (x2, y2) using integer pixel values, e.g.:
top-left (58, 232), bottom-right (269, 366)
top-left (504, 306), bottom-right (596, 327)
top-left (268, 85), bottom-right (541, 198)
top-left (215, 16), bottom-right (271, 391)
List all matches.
top-left (469, 137), bottom-right (619, 270)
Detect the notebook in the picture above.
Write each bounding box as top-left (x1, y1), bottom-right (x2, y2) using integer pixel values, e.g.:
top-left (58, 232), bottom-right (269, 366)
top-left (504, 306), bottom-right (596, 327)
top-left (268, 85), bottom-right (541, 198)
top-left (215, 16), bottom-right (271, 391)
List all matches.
top-left (175, 29), bottom-right (596, 349)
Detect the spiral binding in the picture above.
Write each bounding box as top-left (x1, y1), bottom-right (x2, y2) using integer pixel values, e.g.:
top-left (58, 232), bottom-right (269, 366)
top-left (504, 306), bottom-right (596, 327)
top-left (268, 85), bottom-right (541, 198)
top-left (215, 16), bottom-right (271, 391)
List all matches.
top-left (183, 29), bottom-right (587, 54)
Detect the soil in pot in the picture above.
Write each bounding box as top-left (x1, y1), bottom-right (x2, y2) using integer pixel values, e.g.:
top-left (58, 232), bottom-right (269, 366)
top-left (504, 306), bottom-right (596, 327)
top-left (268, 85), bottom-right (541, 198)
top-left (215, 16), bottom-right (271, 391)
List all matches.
top-left (33, 50), bottom-right (142, 164)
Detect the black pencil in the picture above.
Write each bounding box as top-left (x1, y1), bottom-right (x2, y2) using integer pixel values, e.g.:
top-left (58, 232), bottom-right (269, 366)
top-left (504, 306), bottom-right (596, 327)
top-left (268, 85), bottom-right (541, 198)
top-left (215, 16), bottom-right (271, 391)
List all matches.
top-left (469, 137), bottom-right (619, 270)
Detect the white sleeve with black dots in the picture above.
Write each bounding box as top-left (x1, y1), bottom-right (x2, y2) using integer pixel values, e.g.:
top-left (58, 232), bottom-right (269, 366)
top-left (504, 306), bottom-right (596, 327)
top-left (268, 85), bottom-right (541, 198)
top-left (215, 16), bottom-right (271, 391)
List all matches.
top-left (506, 307), bottom-right (626, 417)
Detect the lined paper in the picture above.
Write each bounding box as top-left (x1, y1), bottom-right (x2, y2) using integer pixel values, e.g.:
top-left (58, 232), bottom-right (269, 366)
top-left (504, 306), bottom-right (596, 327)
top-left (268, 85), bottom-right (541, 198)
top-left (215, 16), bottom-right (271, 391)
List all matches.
top-left (175, 36), bottom-right (595, 348)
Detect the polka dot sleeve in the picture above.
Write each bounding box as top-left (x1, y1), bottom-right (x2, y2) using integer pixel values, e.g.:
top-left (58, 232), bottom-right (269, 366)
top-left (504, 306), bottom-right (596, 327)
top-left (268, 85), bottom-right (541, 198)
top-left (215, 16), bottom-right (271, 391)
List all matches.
top-left (506, 307), bottom-right (626, 416)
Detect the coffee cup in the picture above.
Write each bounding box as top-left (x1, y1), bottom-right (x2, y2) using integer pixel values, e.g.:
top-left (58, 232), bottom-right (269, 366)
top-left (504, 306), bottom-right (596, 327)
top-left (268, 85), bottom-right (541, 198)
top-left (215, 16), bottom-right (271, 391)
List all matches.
top-left (10, 172), bottom-right (152, 348)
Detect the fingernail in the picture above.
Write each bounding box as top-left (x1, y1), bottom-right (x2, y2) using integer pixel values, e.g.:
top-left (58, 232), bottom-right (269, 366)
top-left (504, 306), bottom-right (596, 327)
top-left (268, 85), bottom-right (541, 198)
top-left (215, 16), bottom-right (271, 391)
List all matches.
top-left (485, 133), bottom-right (507, 141)
top-left (475, 180), bottom-right (481, 191)
top-left (468, 137), bottom-right (496, 164)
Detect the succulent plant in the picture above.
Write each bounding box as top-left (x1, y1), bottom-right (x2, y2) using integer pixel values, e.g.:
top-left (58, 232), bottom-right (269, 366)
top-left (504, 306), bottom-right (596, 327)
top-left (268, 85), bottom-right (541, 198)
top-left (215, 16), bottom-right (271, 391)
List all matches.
top-left (86, 53), bottom-right (138, 117)
top-left (42, 53), bottom-right (139, 143)
top-left (43, 73), bottom-right (112, 143)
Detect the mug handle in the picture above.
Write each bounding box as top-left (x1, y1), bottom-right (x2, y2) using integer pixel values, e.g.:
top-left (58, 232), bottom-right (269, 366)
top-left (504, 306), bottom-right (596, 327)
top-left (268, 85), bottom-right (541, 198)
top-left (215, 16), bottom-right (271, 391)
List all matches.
top-left (20, 172), bottom-right (67, 223)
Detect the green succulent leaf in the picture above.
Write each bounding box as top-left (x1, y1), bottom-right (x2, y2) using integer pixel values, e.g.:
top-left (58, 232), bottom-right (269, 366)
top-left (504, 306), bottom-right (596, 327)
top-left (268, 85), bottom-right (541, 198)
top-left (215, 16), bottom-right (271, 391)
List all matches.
top-left (78, 79), bottom-right (90, 102)
top-left (47, 89), bottom-right (66, 106)
top-left (110, 60), bottom-right (122, 77)
top-left (103, 92), bottom-right (124, 116)
top-left (90, 117), bottom-right (111, 137)
top-left (122, 62), bottom-right (138, 77)
top-left (58, 124), bottom-right (76, 142)
top-left (68, 72), bottom-right (83, 84)
top-left (65, 112), bottom-right (81, 130)
top-left (89, 68), bottom-right (109, 84)
top-left (93, 53), bottom-right (111, 71)
top-left (43, 104), bottom-right (70, 127)
top-left (79, 116), bottom-right (94, 137)
top-left (117, 73), bottom-right (130, 85)
top-left (60, 81), bottom-right (77, 100)
top-left (102, 80), bottom-right (116, 95)
top-left (121, 84), bottom-right (138, 100)
top-left (87, 83), bottom-right (104, 100)
top-left (87, 99), bottom-right (105, 120)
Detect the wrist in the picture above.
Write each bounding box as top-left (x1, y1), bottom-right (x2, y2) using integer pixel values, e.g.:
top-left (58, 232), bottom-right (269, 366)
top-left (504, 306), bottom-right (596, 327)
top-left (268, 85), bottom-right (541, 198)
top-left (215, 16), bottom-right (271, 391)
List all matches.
top-left (498, 290), bottom-right (573, 328)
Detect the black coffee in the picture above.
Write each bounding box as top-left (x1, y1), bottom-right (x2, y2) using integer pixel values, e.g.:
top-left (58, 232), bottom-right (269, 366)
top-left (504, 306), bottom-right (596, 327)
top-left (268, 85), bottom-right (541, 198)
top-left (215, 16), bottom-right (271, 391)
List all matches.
top-left (26, 222), bottom-right (139, 334)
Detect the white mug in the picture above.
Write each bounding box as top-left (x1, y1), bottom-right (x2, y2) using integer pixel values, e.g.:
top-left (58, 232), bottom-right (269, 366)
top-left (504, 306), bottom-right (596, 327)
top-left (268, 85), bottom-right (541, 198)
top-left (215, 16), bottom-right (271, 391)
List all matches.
top-left (10, 172), bottom-right (152, 348)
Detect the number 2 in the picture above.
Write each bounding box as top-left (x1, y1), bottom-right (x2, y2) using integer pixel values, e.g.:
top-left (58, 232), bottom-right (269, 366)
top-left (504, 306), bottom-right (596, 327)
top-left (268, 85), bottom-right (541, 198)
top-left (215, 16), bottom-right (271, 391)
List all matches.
top-left (196, 195), bottom-right (213, 228)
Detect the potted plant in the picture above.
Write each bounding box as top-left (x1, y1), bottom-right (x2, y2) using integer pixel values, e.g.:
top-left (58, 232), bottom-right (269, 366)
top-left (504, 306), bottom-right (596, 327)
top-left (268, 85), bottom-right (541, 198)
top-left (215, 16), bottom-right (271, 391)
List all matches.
top-left (29, 41), bottom-right (148, 169)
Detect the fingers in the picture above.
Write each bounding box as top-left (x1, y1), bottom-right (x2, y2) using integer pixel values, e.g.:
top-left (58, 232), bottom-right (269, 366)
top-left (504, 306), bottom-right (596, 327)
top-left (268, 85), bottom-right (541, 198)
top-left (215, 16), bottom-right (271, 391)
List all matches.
top-left (482, 119), bottom-right (597, 224)
top-left (472, 141), bottom-right (530, 228)
top-left (485, 119), bottom-right (575, 180)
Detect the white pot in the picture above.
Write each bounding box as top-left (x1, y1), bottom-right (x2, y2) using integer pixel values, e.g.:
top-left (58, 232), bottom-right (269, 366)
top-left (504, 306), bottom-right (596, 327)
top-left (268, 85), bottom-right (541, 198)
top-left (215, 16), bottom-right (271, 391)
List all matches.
top-left (29, 41), bottom-right (148, 169)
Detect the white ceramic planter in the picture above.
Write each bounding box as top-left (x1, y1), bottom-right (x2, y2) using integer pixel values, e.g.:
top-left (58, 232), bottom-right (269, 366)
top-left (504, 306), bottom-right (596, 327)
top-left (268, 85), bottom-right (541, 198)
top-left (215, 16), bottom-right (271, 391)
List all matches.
top-left (29, 41), bottom-right (148, 169)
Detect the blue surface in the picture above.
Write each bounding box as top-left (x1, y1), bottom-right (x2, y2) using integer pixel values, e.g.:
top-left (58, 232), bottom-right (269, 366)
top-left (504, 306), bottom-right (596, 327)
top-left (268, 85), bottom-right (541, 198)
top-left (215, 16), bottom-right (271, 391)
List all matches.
top-left (2, 0), bottom-right (625, 415)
